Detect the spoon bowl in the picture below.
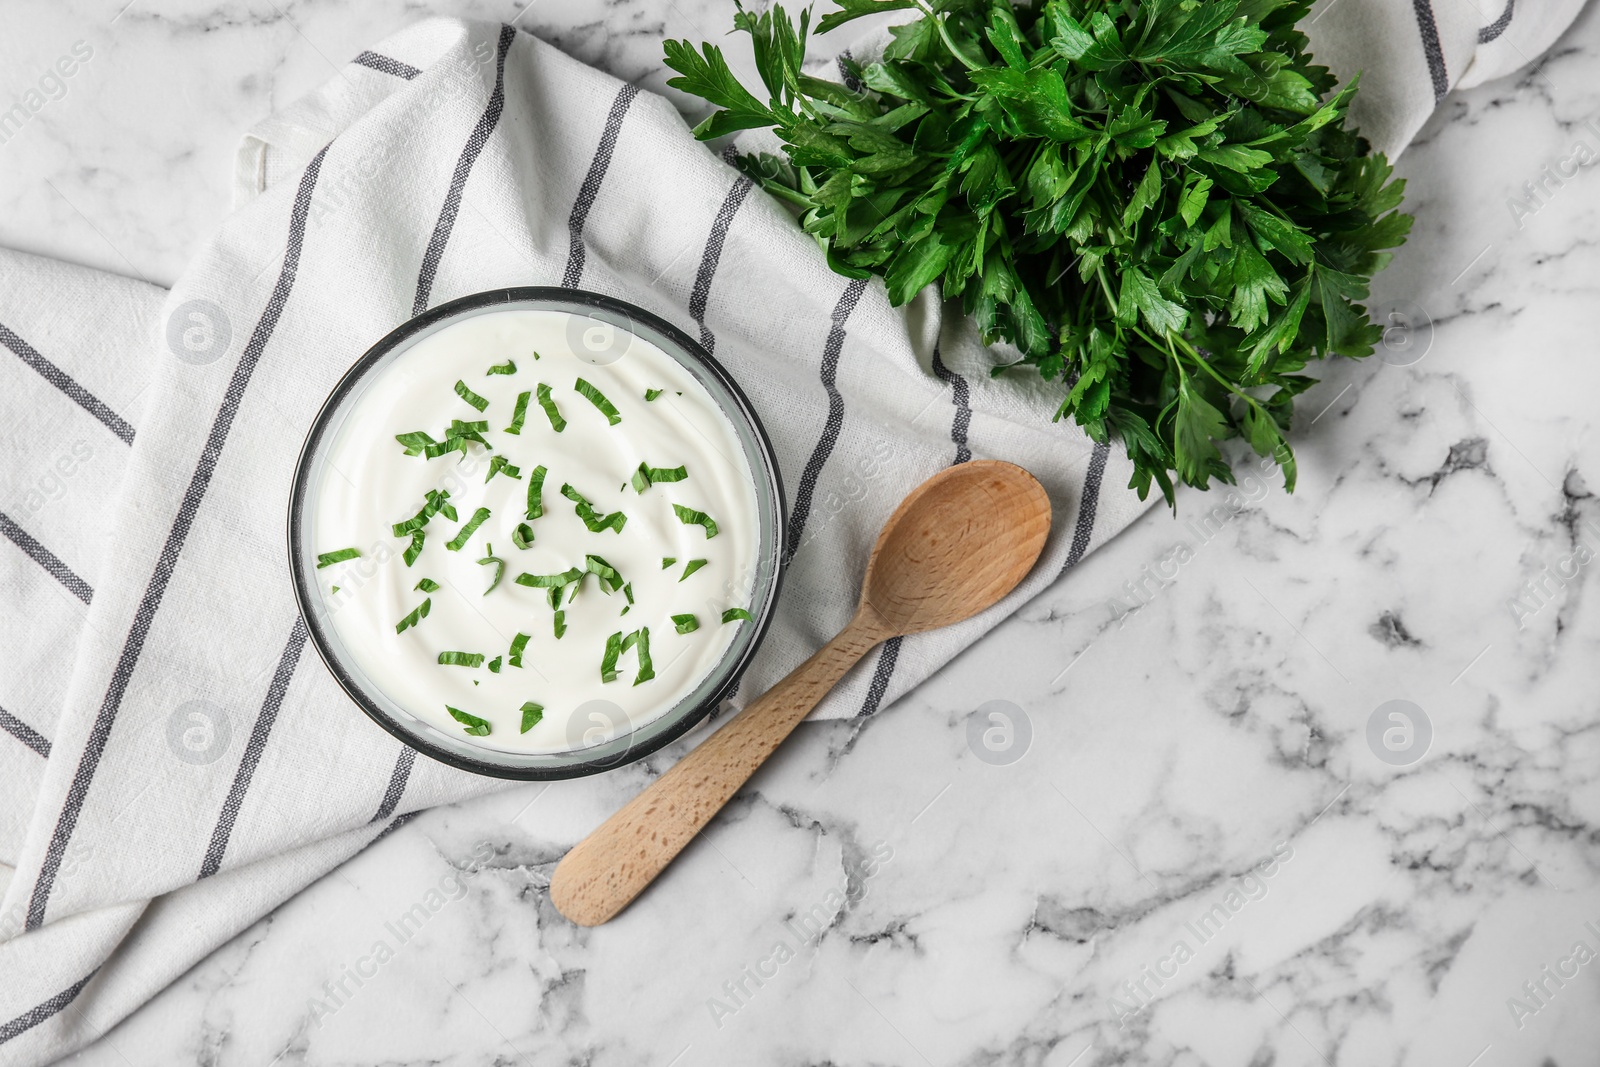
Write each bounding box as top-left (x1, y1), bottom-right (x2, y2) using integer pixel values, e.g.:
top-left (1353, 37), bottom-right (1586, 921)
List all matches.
top-left (550, 460), bottom-right (1052, 926)
top-left (860, 461), bottom-right (1052, 635)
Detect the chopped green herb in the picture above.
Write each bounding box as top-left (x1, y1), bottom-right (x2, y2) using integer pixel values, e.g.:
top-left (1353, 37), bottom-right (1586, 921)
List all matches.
top-left (631, 462), bottom-right (688, 493)
top-left (395, 598), bottom-right (431, 634)
top-left (673, 504), bottom-right (718, 539)
top-left (672, 613), bottom-right (699, 634)
top-left (316, 547), bottom-right (360, 568)
top-left (622, 582), bottom-right (634, 605)
top-left (438, 651), bottom-right (486, 668)
top-left (512, 522), bottom-right (536, 549)
top-left (553, 610), bottom-right (567, 638)
top-left (644, 388), bottom-right (663, 401)
top-left (487, 359), bottom-right (517, 376)
top-left (601, 627), bottom-right (656, 684)
top-left (330, 585), bottom-right (340, 594)
top-left (395, 430), bottom-right (438, 456)
top-left (446, 507), bottom-right (491, 551)
top-left (447, 418), bottom-right (489, 440)
top-left (722, 608), bottom-right (753, 623)
top-left (625, 627), bottom-right (655, 685)
top-left (600, 630), bottom-right (624, 683)
top-left (526, 464), bottom-right (548, 520)
top-left (536, 383), bottom-right (566, 432)
top-left (478, 543), bottom-right (505, 595)
top-left (515, 567), bottom-right (584, 589)
top-left (520, 702), bottom-right (544, 733)
top-left (662, 557), bottom-right (677, 569)
top-left (422, 436), bottom-right (470, 460)
top-left (447, 705), bottom-right (491, 736)
top-left (584, 554), bottom-right (625, 594)
top-left (393, 489), bottom-right (456, 536)
top-left (505, 390), bottom-right (531, 434)
top-left (531, 350), bottom-right (541, 360)
top-left (509, 632), bottom-right (530, 668)
top-left (488, 656), bottom-right (503, 673)
top-left (680, 558), bottom-right (709, 581)
top-left (404, 530), bottom-right (425, 567)
top-left (415, 578), bottom-right (440, 592)
top-left (427, 489), bottom-right (458, 521)
top-left (454, 379), bottom-right (489, 412)
top-left (561, 483), bottom-right (627, 534)
top-left (574, 378), bottom-right (622, 425)
top-left (486, 455), bottom-right (522, 482)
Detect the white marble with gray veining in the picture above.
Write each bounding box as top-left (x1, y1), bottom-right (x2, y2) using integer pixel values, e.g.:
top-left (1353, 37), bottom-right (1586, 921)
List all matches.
top-left (4, 1), bottom-right (1599, 1065)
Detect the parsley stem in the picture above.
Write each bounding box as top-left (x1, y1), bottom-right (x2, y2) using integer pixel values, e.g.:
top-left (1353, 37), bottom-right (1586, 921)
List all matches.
top-left (915, 1), bottom-right (982, 71)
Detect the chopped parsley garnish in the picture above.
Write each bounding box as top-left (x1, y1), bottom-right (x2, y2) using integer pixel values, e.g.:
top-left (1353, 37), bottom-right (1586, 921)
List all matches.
top-left (600, 631), bottom-right (624, 683)
top-left (673, 504), bottom-right (718, 538)
top-left (438, 651), bottom-right (486, 668)
top-left (478, 543), bottom-right (505, 595)
top-left (515, 567), bottom-right (584, 589)
top-left (601, 627), bottom-right (656, 684)
top-left (506, 390), bottom-right (530, 435)
top-left (520, 702), bottom-right (544, 733)
top-left (393, 489), bottom-right (456, 535)
top-left (426, 436), bottom-right (470, 460)
top-left (404, 530), bottom-right (425, 567)
top-left (512, 522), bottom-right (535, 549)
top-left (509, 632), bottom-right (530, 668)
top-left (631, 462), bottom-right (688, 493)
top-left (672, 613), bottom-right (699, 634)
top-left (526, 464), bottom-right (548, 520)
top-left (316, 547), bottom-right (360, 568)
top-left (722, 608), bottom-right (753, 623)
top-left (415, 578), bottom-right (440, 592)
top-left (560, 483), bottom-right (627, 533)
top-left (622, 582), bottom-right (634, 605)
top-left (331, 585), bottom-right (340, 594)
top-left (662, 557), bottom-right (677, 569)
top-left (396, 598), bottom-right (431, 633)
top-left (447, 705), bottom-right (491, 736)
top-left (486, 455), bottom-right (522, 482)
top-left (395, 431), bottom-right (438, 456)
top-left (585, 554), bottom-right (625, 594)
top-left (454, 380), bottom-right (489, 412)
top-left (488, 656), bottom-right (503, 673)
top-left (445, 420), bottom-right (492, 452)
top-left (625, 627), bottom-right (655, 685)
top-left (553, 610), bottom-right (567, 638)
top-left (446, 507), bottom-right (491, 551)
top-left (487, 359), bottom-right (517, 375)
top-left (536, 383), bottom-right (566, 432)
top-left (575, 378), bottom-right (622, 425)
top-left (680, 558), bottom-right (709, 581)
top-left (644, 388), bottom-right (663, 401)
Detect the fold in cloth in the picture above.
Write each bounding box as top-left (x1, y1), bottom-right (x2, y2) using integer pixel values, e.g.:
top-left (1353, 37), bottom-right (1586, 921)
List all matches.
top-left (0, 6), bottom-right (1579, 1063)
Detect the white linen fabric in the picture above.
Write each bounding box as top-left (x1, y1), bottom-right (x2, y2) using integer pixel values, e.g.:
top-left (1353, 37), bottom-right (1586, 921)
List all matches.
top-left (0, 6), bottom-right (1577, 1063)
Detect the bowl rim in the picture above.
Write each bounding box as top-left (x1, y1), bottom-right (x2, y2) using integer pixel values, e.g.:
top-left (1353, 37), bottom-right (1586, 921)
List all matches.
top-left (286, 286), bottom-right (787, 780)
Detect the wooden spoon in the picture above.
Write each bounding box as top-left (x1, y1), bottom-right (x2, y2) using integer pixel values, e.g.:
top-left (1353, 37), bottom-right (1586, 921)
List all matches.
top-left (550, 459), bottom-right (1052, 926)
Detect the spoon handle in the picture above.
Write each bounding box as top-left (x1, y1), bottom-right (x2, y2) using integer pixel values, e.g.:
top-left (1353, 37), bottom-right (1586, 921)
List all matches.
top-left (549, 613), bottom-right (887, 926)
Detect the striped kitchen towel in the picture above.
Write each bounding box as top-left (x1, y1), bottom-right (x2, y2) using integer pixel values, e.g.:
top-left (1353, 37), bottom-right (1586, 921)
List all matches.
top-left (0, 6), bottom-right (1580, 1063)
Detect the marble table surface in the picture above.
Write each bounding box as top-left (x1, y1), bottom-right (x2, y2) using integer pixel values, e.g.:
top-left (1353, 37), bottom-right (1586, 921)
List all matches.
top-left (5, 2), bottom-right (1600, 1065)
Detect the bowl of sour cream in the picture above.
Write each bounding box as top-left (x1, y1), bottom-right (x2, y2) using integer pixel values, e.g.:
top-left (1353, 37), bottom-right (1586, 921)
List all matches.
top-left (288, 288), bottom-right (785, 779)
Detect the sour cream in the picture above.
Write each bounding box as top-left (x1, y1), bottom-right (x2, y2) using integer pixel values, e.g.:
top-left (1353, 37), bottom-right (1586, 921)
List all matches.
top-left (312, 309), bottom-right (760, 754)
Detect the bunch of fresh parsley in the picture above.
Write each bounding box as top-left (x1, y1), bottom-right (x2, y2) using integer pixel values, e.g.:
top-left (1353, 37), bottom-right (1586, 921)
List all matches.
top-left (664, 0), bottom-right (1411, 506)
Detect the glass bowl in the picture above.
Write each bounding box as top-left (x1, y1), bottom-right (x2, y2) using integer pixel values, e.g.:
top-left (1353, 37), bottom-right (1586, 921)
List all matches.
top-left (287, 288), bottom-right (785, 779)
